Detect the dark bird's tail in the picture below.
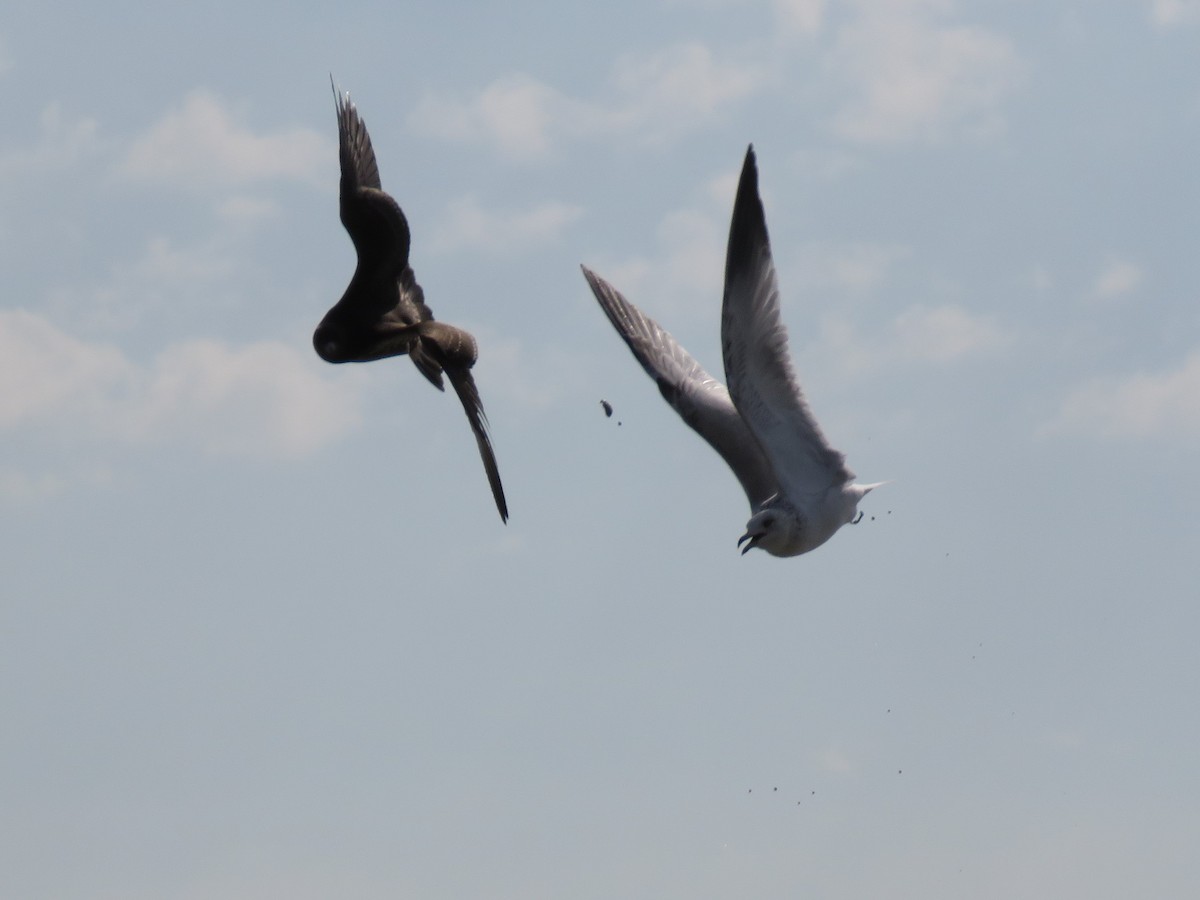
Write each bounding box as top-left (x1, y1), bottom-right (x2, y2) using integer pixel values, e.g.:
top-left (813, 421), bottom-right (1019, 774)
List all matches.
top-left (445, 365), bottom-right (509, 523)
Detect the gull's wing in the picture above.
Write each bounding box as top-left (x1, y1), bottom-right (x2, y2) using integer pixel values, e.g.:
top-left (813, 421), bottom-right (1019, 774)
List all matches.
top-left (332, 79), bottom-right (412, 286)
top-left (582, 265), bottom-right (778, 509)
top-left (721, 146), bottom-right (853, 501)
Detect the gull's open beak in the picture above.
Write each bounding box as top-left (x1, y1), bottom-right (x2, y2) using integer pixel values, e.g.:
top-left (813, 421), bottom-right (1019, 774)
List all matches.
top-left (738, 531), bottom-right (759, 555)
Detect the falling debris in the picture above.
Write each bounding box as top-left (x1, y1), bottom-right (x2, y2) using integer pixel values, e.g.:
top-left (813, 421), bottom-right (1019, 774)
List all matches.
top-left (600, 399), bottom-right (614, 418)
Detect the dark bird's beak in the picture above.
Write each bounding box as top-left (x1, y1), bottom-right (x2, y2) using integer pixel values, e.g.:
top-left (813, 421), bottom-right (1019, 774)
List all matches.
top-left (738, 531), bottom-right (759, 555)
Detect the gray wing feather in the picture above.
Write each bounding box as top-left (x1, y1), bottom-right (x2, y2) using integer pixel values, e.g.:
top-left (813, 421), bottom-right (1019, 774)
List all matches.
top-left (582, 265), bottom-right (778, 509)
top-left (721, 147), bottom-right (853, 500)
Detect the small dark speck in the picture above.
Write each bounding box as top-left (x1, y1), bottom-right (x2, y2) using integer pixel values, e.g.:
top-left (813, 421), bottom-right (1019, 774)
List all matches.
top-left (617, 421), bottom-right (622, 426)
top-left (600, 399), bottom-right (613, 418)
top-left (870, 516), bottom-right (875, 521)
top-left (773, 787), bottom-right (778, 792)
top-left (898, 769), bottom-right (902, 774)
top-left (887, 510), bottom-right (892, 514)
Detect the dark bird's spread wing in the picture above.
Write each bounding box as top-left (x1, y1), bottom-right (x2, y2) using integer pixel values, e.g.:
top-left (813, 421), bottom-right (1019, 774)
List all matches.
top-left (721, 146), bottom-right (853, 500)
top-left (582, 265), bottom-right (778, 509)
top-left (332, 79), bottom-right (413, 293)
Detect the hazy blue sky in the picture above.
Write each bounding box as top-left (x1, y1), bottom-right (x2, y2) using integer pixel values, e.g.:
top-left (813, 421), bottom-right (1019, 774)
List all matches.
top-left (3, 1), bottom-right (1199, 898)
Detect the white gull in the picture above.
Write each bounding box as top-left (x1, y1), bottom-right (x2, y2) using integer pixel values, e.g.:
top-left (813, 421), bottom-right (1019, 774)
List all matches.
top-left (581, 145), bottom-right (882, 557)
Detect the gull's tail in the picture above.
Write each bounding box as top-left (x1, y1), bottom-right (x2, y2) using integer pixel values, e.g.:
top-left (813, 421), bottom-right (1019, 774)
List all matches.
top-left (852, 481), bottom-right (888, 500)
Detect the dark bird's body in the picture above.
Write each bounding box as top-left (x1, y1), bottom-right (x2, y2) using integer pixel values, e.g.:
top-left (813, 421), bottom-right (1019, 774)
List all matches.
top-left (315, 81), bottom-right (508, 522)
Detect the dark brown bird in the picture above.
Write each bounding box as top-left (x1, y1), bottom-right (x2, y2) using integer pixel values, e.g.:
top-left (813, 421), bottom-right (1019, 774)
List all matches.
top-left (314, 80), bottom-right (508, 522)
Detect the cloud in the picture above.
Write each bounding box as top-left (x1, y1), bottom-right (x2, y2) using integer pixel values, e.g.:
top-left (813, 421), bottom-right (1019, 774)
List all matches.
top-left (0, 102), bottom-right (102, 178)
top-left (410, 42), bottom-right (766, 160)
top-left (1092, 259), bottom-right (1143, 299)
top-left (816, 744), bottom-right (854, 774)
top-left (45, 233), bottom-right (242, 332)
top-left (1150, 0), bottom-right (1200, 26)
top-left (471, 329), bottom-right (579, 414)
top-left (772, 0), bottom-right (826, 36)
top-left (119, 90), bottom-right (328, 188)
top-left (428, 195), bottom-right (584, 255)
top-left (825, 0), bottom-right (1025, 143)
top-left (0, 310), bottom-right (363, 459)
top-left (592, 205), bottom-right (728, 323)
top-left (409, 74), bottom-right (565, 160)
top-left (789, 241), bottom-right (912, 294)
top-left (819, 302), bottom-right (1011, 375)
top-left (892, 303), bottom-right (1011, 362)
top-left (1048, 350), bottom-right (1200, 443)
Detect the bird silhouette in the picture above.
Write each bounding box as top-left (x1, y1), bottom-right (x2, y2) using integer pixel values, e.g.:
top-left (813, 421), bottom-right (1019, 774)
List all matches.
top-left (314, 80), bottom-right (507, 522)
top-left (582, 146), bottom-right (881, 556)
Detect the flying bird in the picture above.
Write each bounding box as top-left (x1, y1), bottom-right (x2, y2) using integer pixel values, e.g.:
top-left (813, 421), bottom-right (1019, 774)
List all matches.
top-left (581, 146), bottom-right (882, 556)
top-left (314, 80), bottom-right (507, 523)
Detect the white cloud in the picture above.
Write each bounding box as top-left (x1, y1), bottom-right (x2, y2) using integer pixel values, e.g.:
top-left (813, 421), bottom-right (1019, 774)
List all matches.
top-left (471, 329), bottom-right (578, 414)
top-left (1150, 0), bottom-right (1200, 26)
top-left (825, 0), bottom-right (1025, 143)
top-left (0, 469), bottom-right (67, 503)
top-left (0, 102), bottom-right (102, 178)
top-left (409, 74), bottom-right (567, 161)
top-left (0, 310), bottom-right (362, 459)
top-left (46, 233), bottom-right (241, 332)
top-left (595, 205), bottom-right (728, 323)
top-left (1092, 259), bottom-right (1143, 299)
top-left (819, 302), bottom-right (1011, 375)
top-left (892, 303), bottom-right (1010, 362)
top-left (604, 42), bottom-right (766, 135)
top-left (1049, 350), bottom-right (1200, 443)
top-left (773, 0), bottom-right (826, 36)
top-left (410, 42), bottom-right (766, 160)
top-left (0, 310), bottom-right (132, 427)
top-left (119, 90), bottom-right (328, 188)
top-left (428, 195), bottom-right (584, 255)
top-left (790, 241), bottom-right (912, 294)
top-left (816, 744), bottom-right (854, 774)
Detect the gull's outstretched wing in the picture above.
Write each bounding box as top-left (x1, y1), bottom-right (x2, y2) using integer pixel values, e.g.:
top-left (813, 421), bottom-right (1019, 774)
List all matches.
top-left (332, 79), bottom-right (412, 290)
top-left (721, 146), bottom-right (853, 501)
top-left (582, 265), bottom-right (778, 509)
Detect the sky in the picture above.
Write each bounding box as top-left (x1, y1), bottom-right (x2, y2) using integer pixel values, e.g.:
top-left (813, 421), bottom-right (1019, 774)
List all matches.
top-left (2, 1), bottom-right (1199, 897)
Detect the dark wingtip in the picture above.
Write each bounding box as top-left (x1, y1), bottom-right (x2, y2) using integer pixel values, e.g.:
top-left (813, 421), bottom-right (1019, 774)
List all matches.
top-left (726, 144), bottom-right (769, 283)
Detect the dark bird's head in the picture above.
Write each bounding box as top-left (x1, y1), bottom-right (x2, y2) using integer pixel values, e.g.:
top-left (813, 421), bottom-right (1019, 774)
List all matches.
top-left (313, 323), bottom-right (347, 362)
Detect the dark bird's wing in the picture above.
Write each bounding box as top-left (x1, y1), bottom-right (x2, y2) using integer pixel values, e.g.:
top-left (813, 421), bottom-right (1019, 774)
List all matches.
top-left (332, 79), bottom-right (414, 306)
top-left (582, 265), bottom-right (777, 509)
top-left (721, 146), bottom-right (853, 501)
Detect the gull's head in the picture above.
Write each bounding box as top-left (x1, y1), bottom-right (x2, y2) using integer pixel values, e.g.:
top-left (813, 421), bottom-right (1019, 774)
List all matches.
top-left (738, 507), bottom-right (802, 557)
